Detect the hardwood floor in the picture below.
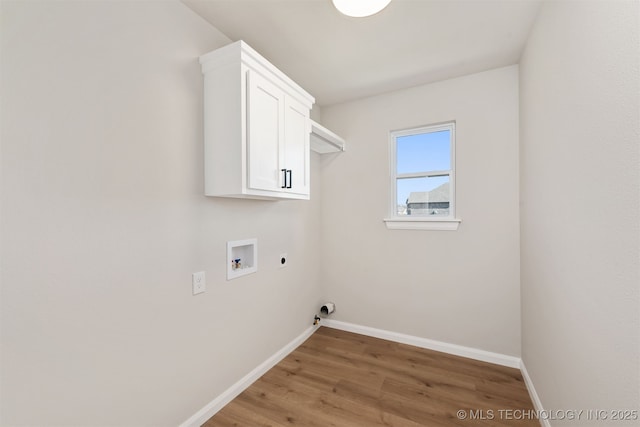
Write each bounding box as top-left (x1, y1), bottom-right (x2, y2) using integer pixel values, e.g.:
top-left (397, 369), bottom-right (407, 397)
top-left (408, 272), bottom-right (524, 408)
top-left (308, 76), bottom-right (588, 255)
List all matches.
top-left (203, 327), bottom-right (539, 427)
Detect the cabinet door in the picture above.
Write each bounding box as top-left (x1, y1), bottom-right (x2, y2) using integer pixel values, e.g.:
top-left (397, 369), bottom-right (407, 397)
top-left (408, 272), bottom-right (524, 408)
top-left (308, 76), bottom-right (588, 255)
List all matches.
top-left (247, 70), bottom-right (284, 192)
top-left (283, 95), bottom-right (310, 196)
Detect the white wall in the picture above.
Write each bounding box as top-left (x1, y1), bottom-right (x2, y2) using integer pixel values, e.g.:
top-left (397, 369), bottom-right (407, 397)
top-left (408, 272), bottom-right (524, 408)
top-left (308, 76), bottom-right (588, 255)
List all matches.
top-left (0, 1), bottom-right (322, 425)
top-left (319, 66), bottom-right (521, 357)
top-left (520, 1), bottom-right (640, 423)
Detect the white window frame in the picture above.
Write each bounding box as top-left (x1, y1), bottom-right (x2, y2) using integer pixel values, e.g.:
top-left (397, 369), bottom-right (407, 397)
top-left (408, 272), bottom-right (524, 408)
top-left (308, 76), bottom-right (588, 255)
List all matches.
top-left (384, 122), bottom-right (461, 231)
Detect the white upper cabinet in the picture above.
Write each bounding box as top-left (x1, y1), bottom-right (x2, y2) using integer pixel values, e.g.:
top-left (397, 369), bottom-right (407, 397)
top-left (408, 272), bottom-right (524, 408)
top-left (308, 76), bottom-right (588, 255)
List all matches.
top-left (199, 41), bottom-right (314, 200)
top-left (246, 69), bottom-right (283, 193)
top-left (283, 96), bottom-right (311, 195)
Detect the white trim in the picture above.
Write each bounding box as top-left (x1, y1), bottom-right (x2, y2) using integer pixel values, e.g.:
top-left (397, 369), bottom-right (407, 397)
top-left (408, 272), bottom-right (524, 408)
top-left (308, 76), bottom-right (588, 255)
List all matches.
top-left (383, 217), bottom-right (461, 231)
top-left (389, 122), bottom-right (456, 222)
top-left (200, 40), bottom-right (314, 108)
top-left (179, 325), bottom-right (318, 427)
top-left (180, 320), bottom-right (547, 427)
top-left (322, 319), bottom-right (520, 369)
top-left (397, 170), bottom-right (450, 179)
top-left (520, 360), bottom-right (551, 427)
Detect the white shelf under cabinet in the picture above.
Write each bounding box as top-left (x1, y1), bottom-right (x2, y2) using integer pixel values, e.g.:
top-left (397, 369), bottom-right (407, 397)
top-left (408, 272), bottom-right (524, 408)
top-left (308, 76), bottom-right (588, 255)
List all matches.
top-left (310, 119), bottom-right (346, 154)
top-left (199, 40), bottom-right (315, 200)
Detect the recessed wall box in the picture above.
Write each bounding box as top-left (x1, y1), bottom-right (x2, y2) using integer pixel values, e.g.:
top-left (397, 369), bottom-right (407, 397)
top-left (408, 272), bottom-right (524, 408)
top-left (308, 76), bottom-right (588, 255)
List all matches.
top-left (227, 238), bottom-right (258, 280)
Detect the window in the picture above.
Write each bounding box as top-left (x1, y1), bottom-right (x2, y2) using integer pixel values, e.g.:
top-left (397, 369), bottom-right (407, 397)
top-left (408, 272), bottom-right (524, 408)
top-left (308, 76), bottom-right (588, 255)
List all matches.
top-left (384, 122), bottom-right (461, 230)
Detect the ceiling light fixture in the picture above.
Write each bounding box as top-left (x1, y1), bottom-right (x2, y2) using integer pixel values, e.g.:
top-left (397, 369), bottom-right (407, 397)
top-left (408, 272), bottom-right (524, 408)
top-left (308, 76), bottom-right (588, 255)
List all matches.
top-left (332, 0), bottom-right (392, 18)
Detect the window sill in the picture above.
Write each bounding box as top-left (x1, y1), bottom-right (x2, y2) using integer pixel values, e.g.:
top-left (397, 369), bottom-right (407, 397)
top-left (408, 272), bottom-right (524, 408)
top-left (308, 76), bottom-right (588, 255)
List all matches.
top-left (383, 217), bottom-right (462, 231)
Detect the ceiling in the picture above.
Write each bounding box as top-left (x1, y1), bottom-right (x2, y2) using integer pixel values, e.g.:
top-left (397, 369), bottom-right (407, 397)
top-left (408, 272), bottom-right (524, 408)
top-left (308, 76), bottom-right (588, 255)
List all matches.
top-left (184, 0), bottom-right (541, 107)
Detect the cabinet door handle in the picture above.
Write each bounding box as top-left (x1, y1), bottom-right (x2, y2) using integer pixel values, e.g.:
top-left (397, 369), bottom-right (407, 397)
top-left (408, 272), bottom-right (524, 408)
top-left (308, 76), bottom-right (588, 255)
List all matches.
top-left (281, 169), bottom-right (287, 188)
top-left (287, 169), bottom-right (292, 189)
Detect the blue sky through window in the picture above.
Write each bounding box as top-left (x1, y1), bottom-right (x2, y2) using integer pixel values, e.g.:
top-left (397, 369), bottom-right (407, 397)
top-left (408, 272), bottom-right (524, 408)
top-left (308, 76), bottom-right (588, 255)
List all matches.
top-left (397, 130), bottom-right (450, 174)
top-left (396, 130), bottom-right (451, 206)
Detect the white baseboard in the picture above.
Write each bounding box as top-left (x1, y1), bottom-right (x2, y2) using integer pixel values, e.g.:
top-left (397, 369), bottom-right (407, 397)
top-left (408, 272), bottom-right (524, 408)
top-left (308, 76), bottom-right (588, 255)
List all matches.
top-left (180, 319), bottom-right (546, 427)
top-left (179, 324), bottom-right (318, 427)
top-left (520, 360), bottom-right (551, 427)
top-left (321, 319), bottom-right (521, 369)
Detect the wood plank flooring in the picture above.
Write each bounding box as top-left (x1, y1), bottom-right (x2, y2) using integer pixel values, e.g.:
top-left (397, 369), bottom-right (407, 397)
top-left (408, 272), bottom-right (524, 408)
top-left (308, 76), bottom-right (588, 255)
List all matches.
top-left (203, 327), bottom-right (539, 427)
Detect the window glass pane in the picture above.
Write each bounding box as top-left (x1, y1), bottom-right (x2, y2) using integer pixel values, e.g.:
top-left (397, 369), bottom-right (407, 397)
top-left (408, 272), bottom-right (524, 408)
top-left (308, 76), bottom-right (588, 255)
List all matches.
top-left (397, 130), bottom-right (450, 174)
top-left (396, 175), bottom-right (450, 217)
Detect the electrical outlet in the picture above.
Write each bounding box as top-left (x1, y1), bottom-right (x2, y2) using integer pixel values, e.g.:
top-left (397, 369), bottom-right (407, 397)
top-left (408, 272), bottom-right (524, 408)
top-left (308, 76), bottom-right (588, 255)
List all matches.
top-left (192, 271), bottom-right (206, 295)
top-left (279, 253), bottom-right (288, 269)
